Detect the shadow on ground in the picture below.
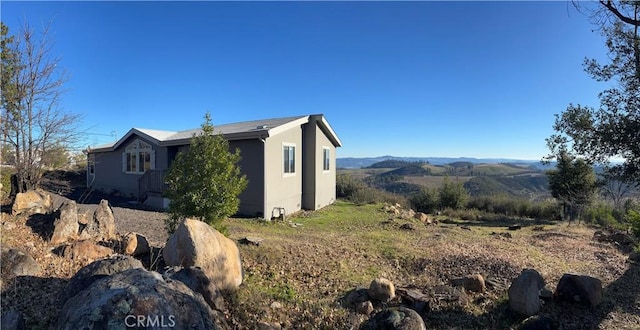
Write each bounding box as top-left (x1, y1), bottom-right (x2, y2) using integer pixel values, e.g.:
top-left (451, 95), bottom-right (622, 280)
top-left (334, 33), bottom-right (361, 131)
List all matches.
top-left (1, 275), bottom-right (69, 329)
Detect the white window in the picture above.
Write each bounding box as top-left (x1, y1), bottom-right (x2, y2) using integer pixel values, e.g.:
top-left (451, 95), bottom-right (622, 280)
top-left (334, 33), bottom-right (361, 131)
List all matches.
top-left (323, 147), bottom-right (330, 171)
top-left (283, 144), bottom-right (295, 174)
top-left (88, 154), bottom-right (95, 176)
top-left (122, 139), bottom-right (155, 174)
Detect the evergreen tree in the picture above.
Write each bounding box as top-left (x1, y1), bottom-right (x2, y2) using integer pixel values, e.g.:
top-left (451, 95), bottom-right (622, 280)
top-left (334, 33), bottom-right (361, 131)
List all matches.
top-left (546, 149), bottom-right (597, 222)
top-left (164, 113), bottom-right (248, 233)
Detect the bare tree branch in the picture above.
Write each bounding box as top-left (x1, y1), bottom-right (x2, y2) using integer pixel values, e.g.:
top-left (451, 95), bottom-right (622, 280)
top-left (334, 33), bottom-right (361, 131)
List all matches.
top-left (1, 20), bottom-right (84, 192)
top-left (600, 0), bottom-right (640, 26)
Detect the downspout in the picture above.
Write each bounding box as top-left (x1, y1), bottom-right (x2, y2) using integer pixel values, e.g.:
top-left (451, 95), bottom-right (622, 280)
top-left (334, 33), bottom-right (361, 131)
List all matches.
top-left (260, 136), bottom-right (267, 220)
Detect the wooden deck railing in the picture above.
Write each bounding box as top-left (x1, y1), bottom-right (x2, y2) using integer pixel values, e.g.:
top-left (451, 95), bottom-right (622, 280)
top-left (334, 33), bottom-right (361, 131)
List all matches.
top-left (138, 169), bottom-right (167, 201)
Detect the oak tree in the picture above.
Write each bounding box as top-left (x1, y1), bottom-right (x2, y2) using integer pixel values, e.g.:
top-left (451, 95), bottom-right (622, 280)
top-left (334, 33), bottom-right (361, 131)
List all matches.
top-left (547, 1), bottom-right (640, 186)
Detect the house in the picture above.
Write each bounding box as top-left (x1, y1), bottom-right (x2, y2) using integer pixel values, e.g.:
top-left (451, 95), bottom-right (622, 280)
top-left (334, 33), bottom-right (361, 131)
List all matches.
top-left (85, 114), bottom-right (342, 219)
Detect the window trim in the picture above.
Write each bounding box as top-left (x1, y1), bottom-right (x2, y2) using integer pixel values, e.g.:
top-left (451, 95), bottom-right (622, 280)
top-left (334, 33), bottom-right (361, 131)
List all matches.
top-left (122, 139), bottom-right (155, 174)
top-left (322, 147), bottom-right (330, 172)
top-left (283, 143), bottom-right (296, 177)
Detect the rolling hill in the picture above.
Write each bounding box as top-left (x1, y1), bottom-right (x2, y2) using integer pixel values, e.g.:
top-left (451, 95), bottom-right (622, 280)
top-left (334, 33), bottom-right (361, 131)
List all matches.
top-left (341, 160), bottom-right (552, 199)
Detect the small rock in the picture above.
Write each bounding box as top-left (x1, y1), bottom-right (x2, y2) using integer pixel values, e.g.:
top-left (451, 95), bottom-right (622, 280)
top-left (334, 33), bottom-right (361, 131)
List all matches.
top-left (490, 232), bottom-right (512, 239)
top-left (460, 225), bottom-right (471, 231)
top-left (360, 307), bottom-right (426, 330)
top-left (356, 301), bottom-right (374, 315)
top-left (399, 223), bottom-right (415, 231)
top-left (555, 273), bottom-right (602, 308)
top-left (508, 225), bottom-right (522, 230)
top-left (457, 274), bottom-right (486, 293)
top-left (122, 232), bottom-right (150, 256)
top-left (396, 288), bottom-right (430, 313)
top-left (61, 240), bottom-right (113, 262)
top-left (239, 236), bottom-right (264, 246)
top-left (368, 278), bottom-right (396, 302)
top-left (270, 301), bottom-right (282, 309)
top-left (414, 212), bottom-right (428, 222)
top-left (345, 287), bottom-right (370, 306)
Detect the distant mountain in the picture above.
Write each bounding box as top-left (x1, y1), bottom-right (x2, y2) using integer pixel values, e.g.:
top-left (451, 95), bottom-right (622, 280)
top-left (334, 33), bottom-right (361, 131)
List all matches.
top-left (367, 159), bottom-right (426, 169)
top-left (337, 155), bottom-right (551, 170)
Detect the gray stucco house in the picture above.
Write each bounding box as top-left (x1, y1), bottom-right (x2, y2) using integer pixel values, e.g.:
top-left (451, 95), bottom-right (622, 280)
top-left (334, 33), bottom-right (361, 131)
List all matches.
top-left (85, 114), bottom-right (342, 219)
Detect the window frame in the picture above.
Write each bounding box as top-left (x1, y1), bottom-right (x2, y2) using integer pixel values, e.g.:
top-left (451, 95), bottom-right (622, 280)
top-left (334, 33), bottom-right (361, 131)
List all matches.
top-left (123, 139), bottom-right (155, 174)
top-left (322, 147), bottom-right (330, 172)
top-left (283, 143), bottom-right (296, 176)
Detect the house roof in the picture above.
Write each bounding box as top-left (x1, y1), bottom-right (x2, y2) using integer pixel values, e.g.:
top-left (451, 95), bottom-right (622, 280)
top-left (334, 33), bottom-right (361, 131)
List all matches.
top-left (87, 114), bottom-right (341, 153)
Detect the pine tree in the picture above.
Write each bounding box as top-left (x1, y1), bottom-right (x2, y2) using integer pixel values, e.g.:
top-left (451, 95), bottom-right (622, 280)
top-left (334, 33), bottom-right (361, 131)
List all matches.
top-left (164, 113), bottom-right (248, 233)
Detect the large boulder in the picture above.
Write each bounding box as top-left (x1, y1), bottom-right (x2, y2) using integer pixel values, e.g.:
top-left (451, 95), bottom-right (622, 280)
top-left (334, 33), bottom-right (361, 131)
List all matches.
top-left (360, 307), bottom-right (426, 330)
top-left (79, 199), bottom-right (116, 241)
top-left (508, 269), bottom-right (545, 316)
top-left (11, 189), bottom-right (52, 216)
top-left (55, 268), bottom-right (224, 330)
top-left (50, 201), bottom-right (79, 245)
top-left (123, 232), bottom-right (150, 256)
top-left (61, 240), bottom-right (113, 262)
top-left (555, 274), bottom-right (602, 308)
top-left (163, 218), bottom-right (243, 291)
top-left (163, 266), bottom-right (224, 311)
top-left (64, 255), bottom-right (144, 302)
top-left (1, 248), bottom-right (41, 278)
top-left (368, 277), bottom-right (396, 302)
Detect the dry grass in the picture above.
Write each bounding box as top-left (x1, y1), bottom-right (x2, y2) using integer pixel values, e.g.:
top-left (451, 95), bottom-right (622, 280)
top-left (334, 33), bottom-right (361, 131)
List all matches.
top-left (225, 202), bottom-right (639, 329)
top-left (1, 201), bottom-right (639, 329)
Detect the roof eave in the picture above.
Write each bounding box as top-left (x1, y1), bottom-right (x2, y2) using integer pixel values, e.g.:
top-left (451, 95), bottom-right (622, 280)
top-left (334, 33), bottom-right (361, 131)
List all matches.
top-left (160, 131), bottom-right (268, 147)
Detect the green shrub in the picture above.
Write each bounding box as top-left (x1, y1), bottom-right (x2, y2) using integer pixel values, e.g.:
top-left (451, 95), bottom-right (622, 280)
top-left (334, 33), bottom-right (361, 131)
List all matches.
top-left (466, 195), bottom-right (558, 220)
top-left (409, 187), bottom-right (438, 214)
top-left (627, 210), bottom-right (640, 238)
top-left (337, 173), bottom-right (406, 206)
top-left (336, 174), bottom-right (366, 198)
top-left (1, 168), bottom-right (14, 201)
top-left (584, 203), bottom-right (621, 228)
top-left (438, 177), bottom-right (468, 210)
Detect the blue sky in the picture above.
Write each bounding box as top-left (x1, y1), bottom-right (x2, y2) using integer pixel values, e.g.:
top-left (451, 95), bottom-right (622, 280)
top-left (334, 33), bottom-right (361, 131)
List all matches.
top-left (2, 1), bottom-right (608, 160)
